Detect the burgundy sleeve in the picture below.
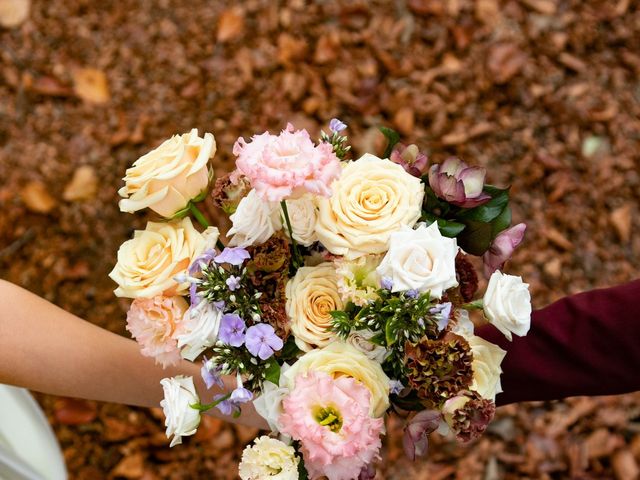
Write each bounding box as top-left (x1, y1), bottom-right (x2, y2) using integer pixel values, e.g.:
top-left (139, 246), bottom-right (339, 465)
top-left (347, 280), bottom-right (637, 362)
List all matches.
top-left (477, 279), bottom-right (640, 406)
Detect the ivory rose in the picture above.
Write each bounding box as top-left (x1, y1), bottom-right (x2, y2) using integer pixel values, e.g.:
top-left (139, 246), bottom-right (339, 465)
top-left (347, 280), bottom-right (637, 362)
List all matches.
top-left (119, 129), bottom-right (215, 217)
top-left (467, 335), bottom-right (506, 401)
top-left (281, 195), bottom-right (318, 247)
top-left (228, 189), bottom-right (282, 247)
top-left (126, 295), bottom-right (188, 367)
top-left (282, 341), bottom-right (390, 418)
top-left (376, 223), bottom-right (458, 299)
top-left (483, 270), bottom-right (531, 341)
top-left (286, 263), bottom-right (343, 352)
top-left (315, 154), bottom-right (424, 259)
top-left (109, 217), bottom-right (207, 298)
top-left (160, 375), bottom-right (201, 447)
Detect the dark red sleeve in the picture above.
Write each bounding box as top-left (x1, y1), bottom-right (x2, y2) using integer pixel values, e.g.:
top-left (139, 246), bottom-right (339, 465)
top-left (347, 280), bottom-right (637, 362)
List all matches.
top-left (477, 279), bottom-right (640, 406)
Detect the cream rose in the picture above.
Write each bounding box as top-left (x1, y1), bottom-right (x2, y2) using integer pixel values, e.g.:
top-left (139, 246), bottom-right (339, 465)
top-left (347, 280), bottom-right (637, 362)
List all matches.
top-left (119, 129), bottom-right (215, 218)
top-left (281, 195), bottom-right (318, 247)
top-left (160, 375), bottom-right (201, 447)
top-left (109, 217), bottom-right (207, 298)
top-left (174, 301), bottom-right (222, 361)
top-left (467, 335), bottom-right (506, 401)
top-left (483, 271), bottom-right (532, 341)
top-left (286, 263), bottom-right (343, 352)
top-left (239, 436), bottom-right (299, 480)
top-left (282, 341), bottom-right (390, 417)
top-left (228, 189), bottom-right (283, 247)
top-left (346, 329), bottom-right (388, 364)
top-left (376, 222), bottom-right (458, 299)
top-left (315, 154), bottom-right (424, 259)
top-left (253, 380), bottom-right (290, 433)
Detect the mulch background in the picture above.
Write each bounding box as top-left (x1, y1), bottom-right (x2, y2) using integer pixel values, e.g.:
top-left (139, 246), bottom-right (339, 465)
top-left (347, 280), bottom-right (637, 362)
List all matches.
top-left (1, 0), bottom-right (639, 478)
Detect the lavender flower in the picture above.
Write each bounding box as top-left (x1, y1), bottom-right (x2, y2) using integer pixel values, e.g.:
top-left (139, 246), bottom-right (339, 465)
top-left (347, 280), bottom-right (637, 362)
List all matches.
top-left (188, 249), bottom-right (217, 276)
top-left (214, 394), bottom-right (238, 416)
top-left (380, 276), bottom-right (394, 291)
top-left (430, 302), bottom-right (453, 332)
top-left (218, 313), bottom-right (246, 347)
top-left (230, 386), bottom-right (253, 404)
top-left (406, 289), bottom-right (419, 299)
top-left (213, 300), bottom-right (226, 310)
top-left (201, 358), bottom-right (223, 389)
top-left (244, 323), bottom-right (283, 360)
top-left (390, 380), bottom-right (404, 395)
top-left (329, 118), bottom-right (347, 133)
top-left (428, 157), bottom-right (491, 208)
top-left (214, 247), bottom-right (251, 266)
top-left (226, 275), bottom-right (241, 291)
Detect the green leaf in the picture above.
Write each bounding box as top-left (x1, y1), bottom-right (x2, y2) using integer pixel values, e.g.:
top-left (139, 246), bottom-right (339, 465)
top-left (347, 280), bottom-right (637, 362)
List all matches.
top-left (280, 337), bottom-right (302, 360)
top-left (298, 455), bottom-right (309, 480)
top-left (263, 361), bottom-right (281, 385)
top-left (379, 126), bottom-right (401, 158)
top-left (490, 205), bottom-right (512, 237)
top-left (422, 212), bottom-right (466, 237)
top-left (329, 310), bottom-right (350, 323)
top-left (458, 185), bottom-right (510, 223)
top-left (168, 204), bottom-right (191, 220)
top-left (456, 219), bottom-right (494, 256)
top-left (385, 318), bottom-right (397, 347)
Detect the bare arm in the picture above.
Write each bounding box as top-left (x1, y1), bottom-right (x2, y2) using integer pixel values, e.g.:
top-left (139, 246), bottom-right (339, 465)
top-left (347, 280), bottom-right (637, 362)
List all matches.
top-left (0, 279), bottom-right (267, 429)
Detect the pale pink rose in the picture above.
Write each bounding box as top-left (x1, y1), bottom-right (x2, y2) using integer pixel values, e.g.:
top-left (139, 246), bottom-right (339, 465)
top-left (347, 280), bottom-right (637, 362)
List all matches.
top-left (126, 296), bottom-right (188, 367)
top-left (232, 123), bottom-right (341, 202)
top-left (279, 371), bottom-right (384, 480)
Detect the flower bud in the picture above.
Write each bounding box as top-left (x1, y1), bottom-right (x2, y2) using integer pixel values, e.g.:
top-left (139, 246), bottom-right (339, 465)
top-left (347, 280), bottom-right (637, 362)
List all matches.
top-left (428, 157), bottom-right (491, 208)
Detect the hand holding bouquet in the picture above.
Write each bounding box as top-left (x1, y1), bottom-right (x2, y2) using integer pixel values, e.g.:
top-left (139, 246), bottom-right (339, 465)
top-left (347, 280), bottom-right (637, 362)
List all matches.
top-left (110, 120), bottom-right (531, 479)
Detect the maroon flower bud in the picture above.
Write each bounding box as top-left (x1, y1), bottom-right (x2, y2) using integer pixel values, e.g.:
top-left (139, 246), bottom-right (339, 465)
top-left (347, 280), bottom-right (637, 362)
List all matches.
top-left (428, 157), bottom-right (491, 208)
top-left (482, 223), bottom-right (526, 277)
top-left (390, 143), bottom-right (429, 177)
top-left (402, 409), bottom-right (441, 461)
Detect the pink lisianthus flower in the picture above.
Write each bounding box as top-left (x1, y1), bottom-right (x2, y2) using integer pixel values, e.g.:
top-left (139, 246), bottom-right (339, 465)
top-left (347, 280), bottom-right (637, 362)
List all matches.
top-left (279, 371), bottom-right (384, 480)
top-left (232, 123), bottom-right (341, 203)
top-left (126, 295), bottom-right (188, 367)
top-left (483, 223), bottom-right (526, 277)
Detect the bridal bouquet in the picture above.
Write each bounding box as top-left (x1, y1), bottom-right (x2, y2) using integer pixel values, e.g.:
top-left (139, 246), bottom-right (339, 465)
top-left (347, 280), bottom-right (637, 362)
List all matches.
top-left (110, 119), bottom-right (531, 480)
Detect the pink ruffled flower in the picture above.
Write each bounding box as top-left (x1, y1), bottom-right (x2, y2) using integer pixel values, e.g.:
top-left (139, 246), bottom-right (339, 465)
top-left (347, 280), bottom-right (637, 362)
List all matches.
top-left (232, 124), bottom-right (341, 202)
top-left (279, 371), bottom-right (384, 480)
top-left (126, 296), bottom-right (188, 367)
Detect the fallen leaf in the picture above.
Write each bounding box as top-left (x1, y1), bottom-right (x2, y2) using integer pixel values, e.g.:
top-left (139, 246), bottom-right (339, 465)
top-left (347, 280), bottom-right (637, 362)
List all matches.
top-left (72, 68), bottom-right (110, 104)
top-left (521, 0), bottom-right (557, 15)
top-left (0, 0), bottom-right (30, 28)
top-left (487, 43), bottom-right (528, 84)
top-left (612, 449), bottom-right (639, 480)
top-left (54, 398), bottom-right (97, 425)
top-left (394, 107), bottom-right (415, 135)
top-left (610, 204), bottom-right (632, 243)
top-left (217, 8), bottom-right (245, 43)
top-left (24, 74), bottom-right (74, 97)
top-left (21, 181), bottom-right (57, 214)
top-left (63, 165), bottom-right (98, 201)
top-left (111, 452), bottom-right (145, 479)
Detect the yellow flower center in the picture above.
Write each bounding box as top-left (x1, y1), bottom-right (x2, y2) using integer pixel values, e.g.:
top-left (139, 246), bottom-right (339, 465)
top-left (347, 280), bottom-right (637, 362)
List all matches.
top-left (313, 405), bottom-right (343, 433)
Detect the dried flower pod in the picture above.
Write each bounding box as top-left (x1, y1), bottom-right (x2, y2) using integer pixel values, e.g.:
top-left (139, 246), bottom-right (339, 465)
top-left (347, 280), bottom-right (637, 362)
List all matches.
top-left (442, 391), bottom-right (496, 443)
top-left (210, 172), bottom-right (251, 214)
top-left (455, 253), bottom-right (479, 303)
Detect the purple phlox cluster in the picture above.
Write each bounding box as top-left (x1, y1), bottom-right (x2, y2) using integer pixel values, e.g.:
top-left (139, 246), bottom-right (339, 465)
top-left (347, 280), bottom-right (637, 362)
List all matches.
top-left (380, 276), bottom-right (394, 291)
top-left (188, 249), bottom-right (217, 276)
top-left (430, 302), bottom-right (453, 332)
top-left (218, 313), bottom-right (246, 347)
top-left (215, 373), bottom-right (254, 416)
top-left (226, 275), bottom-right (242, 291)
top-left (214, 247), bottom-right (251, 266)
top-left (329, 118), bottom-right (347, 133)
top-left (406, 289), bottom-right (419, 299)
top-left (201, 357), bottom-right (224, 389)
top-left (389, 379), bottom-right (404, 395)
top-left (245, 323), bottom-right (283, 360)
top-left (213, 300), bottom-right (226, 310)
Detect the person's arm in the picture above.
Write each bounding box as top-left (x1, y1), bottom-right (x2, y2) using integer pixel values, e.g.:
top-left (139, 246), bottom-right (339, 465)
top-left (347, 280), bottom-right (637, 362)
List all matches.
top-left (478, 279), bottom-right (640, 406)
top-left (0, 279), bottom-right (267, 429)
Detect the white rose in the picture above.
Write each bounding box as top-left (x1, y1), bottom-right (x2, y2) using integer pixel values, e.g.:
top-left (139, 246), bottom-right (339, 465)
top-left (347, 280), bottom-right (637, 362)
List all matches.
top-left (286, 263), bottom-right (343, 352)
top-left (253, 380), bottom-right (290, 434)
top-left (239, 436), bottom-right (299, 480)
top-left (281, 195), bottom-right (318, 246)
top-left (376, 222), bottom-right (458, 299)
top-left (109, 217), bottom-right (207, 298)
top-left (283, 341), bottom-right (390, 417)
top-left (160, 375), bottom-right (201, 447)
top-left (174, 301), bottom-right (222, 361)
top-left (467, 335), bottom-right (506, 401)
top-left (201, 226), bottom-right (220, 251)
top-left (315, 154), bottom-right (424, 259)
top-left (346, 329), bottom-right (388, 363)
top-left (119, 129), bottom-right (215, 217)
top-left (228, 189), bottom-right (282, 247)
top-left (483, 271), bottom-right (532, 341)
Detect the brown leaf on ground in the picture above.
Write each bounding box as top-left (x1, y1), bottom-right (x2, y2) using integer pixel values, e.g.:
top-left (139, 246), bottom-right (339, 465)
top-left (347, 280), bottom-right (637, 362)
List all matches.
top-left (0, 0), bottom-right (29, 27)
top-left (63, 165), bottom-right (98, 202)
top-left (21, 181), bottom-right (57, 214)
top-left (217, 8), bottom-right (245, 43)
top-left (487, 43), bottom-right (528, 84)
top-left (72, 68), bottom-right (110, 104)
top-left (53, 398), bottom-right (98, 425)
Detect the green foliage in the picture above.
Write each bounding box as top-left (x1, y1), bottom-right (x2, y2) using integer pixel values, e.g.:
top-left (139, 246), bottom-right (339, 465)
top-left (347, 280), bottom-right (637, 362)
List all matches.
top-left (320, 130), bottom-right (352, 160)
top-left (379, 126), bottom-right (401, 158)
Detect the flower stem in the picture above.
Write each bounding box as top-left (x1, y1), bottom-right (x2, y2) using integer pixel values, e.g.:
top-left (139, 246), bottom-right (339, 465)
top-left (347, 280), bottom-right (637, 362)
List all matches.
top-left (190, 392), bottom-right (232, 412)
top-left (280, 200), bottom-right (302, 268)
top-left (189, 202), bottom-right (226, 251)
top-left (463, 299), bottom-right (484, 310)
